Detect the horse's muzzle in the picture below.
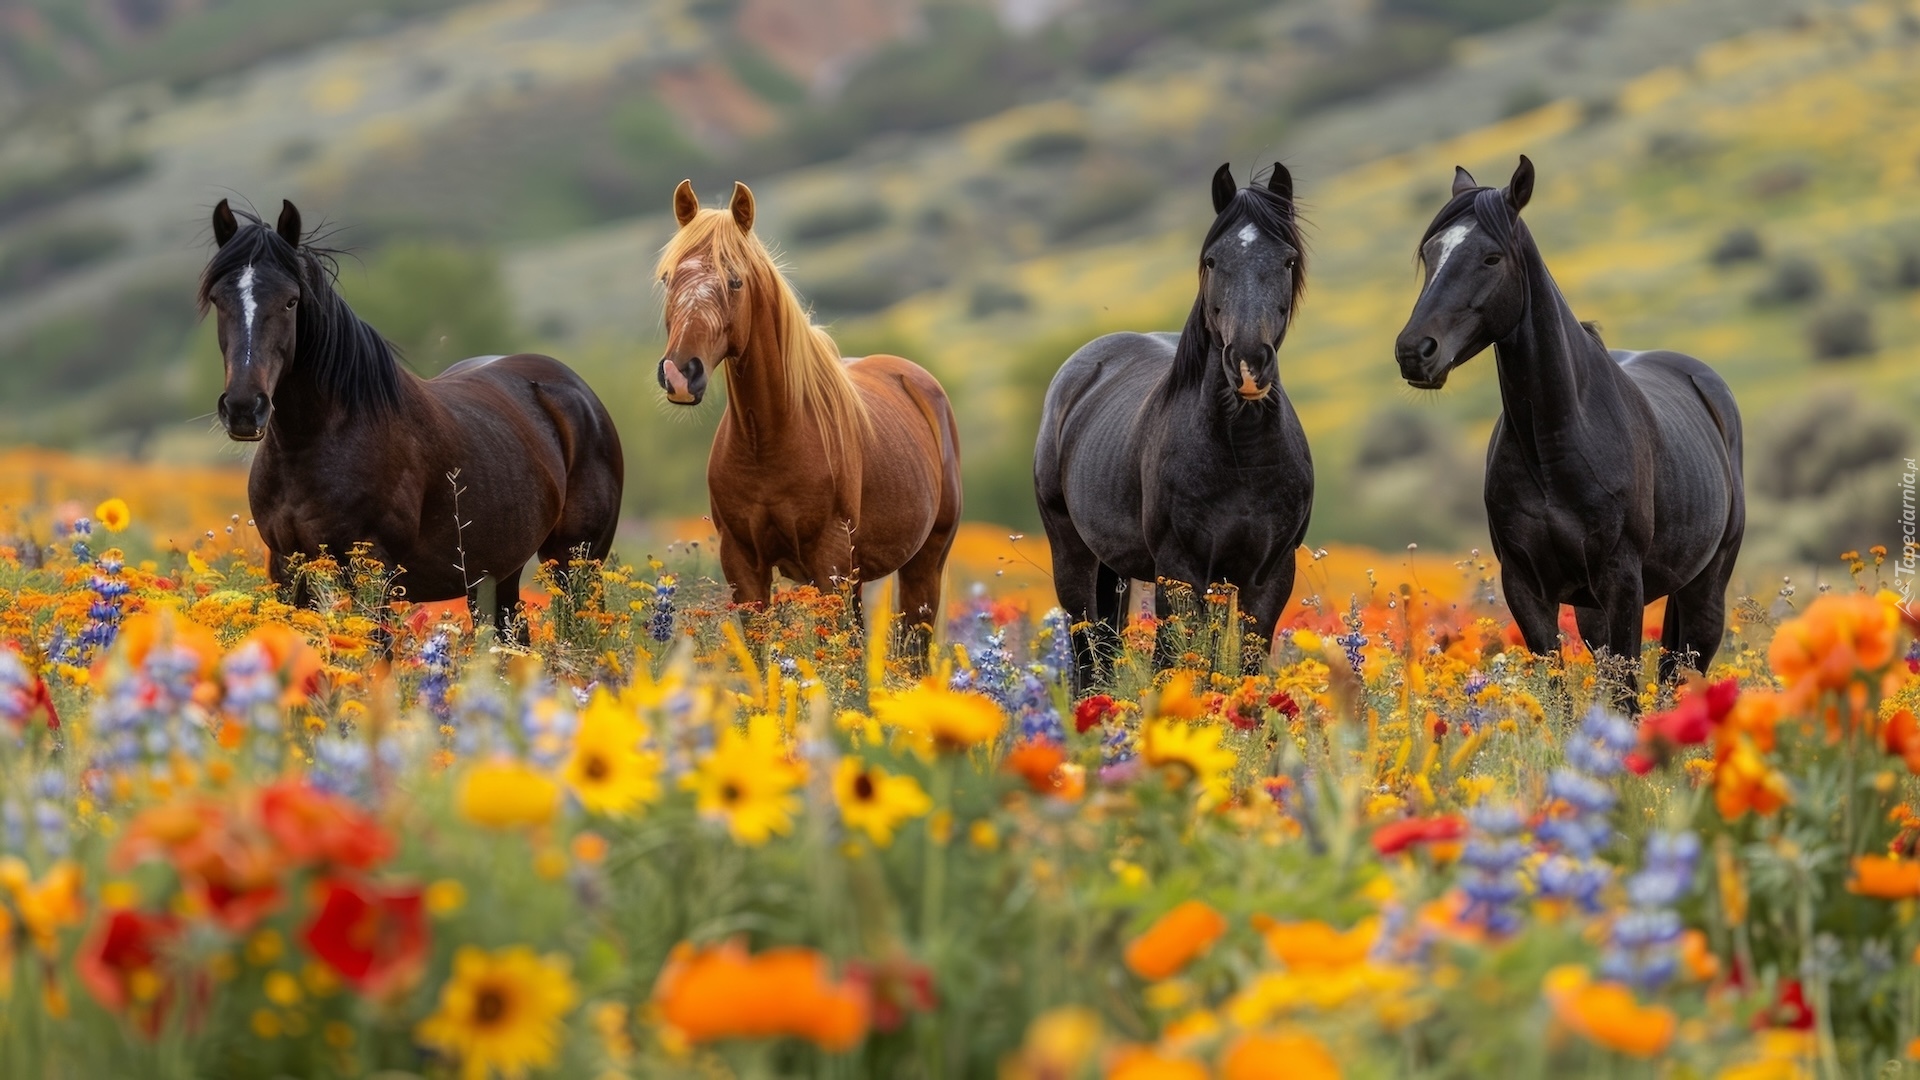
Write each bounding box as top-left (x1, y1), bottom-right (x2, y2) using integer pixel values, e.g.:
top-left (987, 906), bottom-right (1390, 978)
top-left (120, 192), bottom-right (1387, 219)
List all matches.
top-left (218, 391), bottom-right (271, 441)
top-left (1395, 336), bottom-right (1451, 390)
top-left (659, 356), bottom-right (706, 405)
top-left (1235, 360), bottom-right (1272, 401)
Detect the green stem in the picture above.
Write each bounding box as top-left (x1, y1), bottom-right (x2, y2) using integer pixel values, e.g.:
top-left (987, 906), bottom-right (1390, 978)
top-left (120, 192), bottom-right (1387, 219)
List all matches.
top-left (918, 755), bottom-right (956, 1080)
top-left (920, 757), bottom-right (954, 946)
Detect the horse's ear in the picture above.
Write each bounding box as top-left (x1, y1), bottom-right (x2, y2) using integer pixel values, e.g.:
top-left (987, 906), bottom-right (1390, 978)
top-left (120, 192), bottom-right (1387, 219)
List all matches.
top-left (1210, 163), bottom-right (1236, 215)
top-left (275, 200), bottom-right (302, 247)
top-left (1450, 166), bottom-right (1478, 196)
top-left (212, 199), bottom-right (238, 247)
top-left (1265, 162), bottom-right (1293, 205)
top-left (729, 181), bottom-right (755, 233)
top-left (1506, 155), bottom-right (1534, 213)
top-left (673, 179), bottom-right (699, 227)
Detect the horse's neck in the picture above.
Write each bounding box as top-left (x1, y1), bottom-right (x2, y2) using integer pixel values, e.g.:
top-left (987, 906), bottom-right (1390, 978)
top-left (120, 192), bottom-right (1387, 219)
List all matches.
top-left (721, 303), bottom-right (837, 457)
top-left (266, 306), bottom-right (411, 447)
top-left (1164, 328), bottom-right (1280, 437)
top-left (1492, 242), bottom-right (1621, 438)
top-left (723, 317), bottom-right (809, 454)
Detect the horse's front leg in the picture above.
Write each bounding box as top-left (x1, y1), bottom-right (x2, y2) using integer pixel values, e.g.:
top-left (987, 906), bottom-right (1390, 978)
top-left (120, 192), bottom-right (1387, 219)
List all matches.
top-left (1499, 561), bottom-right (1561, 657)
top-left (1593, 569), bottom-right (1646, 715)
top-left (718, 533), bottom-right (773, 609)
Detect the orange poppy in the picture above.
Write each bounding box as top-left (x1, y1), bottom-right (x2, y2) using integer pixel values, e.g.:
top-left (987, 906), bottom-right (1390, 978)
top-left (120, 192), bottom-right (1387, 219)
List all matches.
top-left (259, 780), bottom-right (393, 871)
top-left (653, 940), bottom-right (869, 1052)
top-left (1543, 965), bottom-right (1675, 1058)
top-left (109, 610), bottom-right (220, 684)
top-left (1004, 741), bottom-right (1068, 795)
top-left (1847, 855), bottom-right (1920, 900)
top-left (232, 623), bottom-right (324, 707)
top-left (1714, 737), bottom-right (1791, 820)
top-left (1220, 1031), bottom-right (1341, 1079)
top-left (1124, 900), bottom-right (1228, 981)
top-left (1768, 594), bottom-right (1900, 695)
top-left (1252, 916), bottom-right (1379, 972)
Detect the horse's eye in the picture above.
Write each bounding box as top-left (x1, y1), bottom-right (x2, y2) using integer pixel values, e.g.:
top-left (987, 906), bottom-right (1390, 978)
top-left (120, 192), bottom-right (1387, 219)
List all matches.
top-left (728, 275), bottom-right (742, 290)
top-left (1203, 256), bottom-right (1216, 269)
top-left (285, 296), bottom-right (298, 309)
top-left (1284, 257), bottom-right (1297, 270)
top-left (1483, 254), bottom-right (1502, 266)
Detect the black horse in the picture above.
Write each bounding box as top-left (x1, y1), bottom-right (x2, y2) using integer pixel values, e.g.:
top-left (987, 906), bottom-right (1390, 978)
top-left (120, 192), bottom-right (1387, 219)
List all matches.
top-left (1035, 163), bottom-right (1312, 685)
top-left (1393, 157), bottom-right (1744, 700)
top-left (198, 200), bottom-right (625, 643)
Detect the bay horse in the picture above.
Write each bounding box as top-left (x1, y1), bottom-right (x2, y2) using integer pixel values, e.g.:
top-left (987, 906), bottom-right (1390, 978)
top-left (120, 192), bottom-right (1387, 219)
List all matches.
top-left (654, 181), bottom-right (962, 660)
top-left (1035, 163), bottom-right (1313, 686)
top-left (1393, 157), bottom-right (1744, 704)
top-left (199, 199), bottom-right (625, 643)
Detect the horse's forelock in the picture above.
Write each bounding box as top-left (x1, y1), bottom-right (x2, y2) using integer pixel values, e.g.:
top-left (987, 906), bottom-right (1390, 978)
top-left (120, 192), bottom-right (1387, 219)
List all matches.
top-left (1416, 187), bottom-right (1518, 270)
top-left (1202, 184), bottom-right (1308, 311)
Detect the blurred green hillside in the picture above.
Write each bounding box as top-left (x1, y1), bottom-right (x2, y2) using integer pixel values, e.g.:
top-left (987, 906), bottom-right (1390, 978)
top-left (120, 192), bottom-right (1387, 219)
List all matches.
top-left (0, 0), bottom-right (1913, 571)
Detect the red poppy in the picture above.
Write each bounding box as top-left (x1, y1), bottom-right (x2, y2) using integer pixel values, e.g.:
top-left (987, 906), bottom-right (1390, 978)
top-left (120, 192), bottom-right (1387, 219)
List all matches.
top-left (1883, 709), bottom-right (1920, 774)
top-left (1752, 979), bottom-right (1815, 1031)
top-left (1073, 695), bottom-right (1117, 734)
top-left (302, 877), bottom-right (429, 996)
top-left (76, 909), bottom-right (186, 1035)
top-left (260, 780), bottom-right (393, 871)
top-left (1631, 679), bottom-right (1738, 771)
top-left (191, 837), bottom-right (284, 932)
top-left (1226, 707), bottom-right (1260, 731)
top-left (1, 657), bottom-right (60, 731)
top-left (1268, 691), bottom-right (1301, 719)
top-left (845, 954), bottom-right (937, 1033)
top-left (1372, 815), bottom-right (1467, 856)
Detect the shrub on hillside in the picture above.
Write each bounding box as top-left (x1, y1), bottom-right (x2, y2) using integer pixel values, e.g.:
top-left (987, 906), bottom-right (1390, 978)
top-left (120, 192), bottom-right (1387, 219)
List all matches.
top-left (1707, 226), bottom-right (1763, 267)
top-left (1750, 255), bottom-right (1824, 306)
top-left (1806, 302), bottom-right (1875, 361)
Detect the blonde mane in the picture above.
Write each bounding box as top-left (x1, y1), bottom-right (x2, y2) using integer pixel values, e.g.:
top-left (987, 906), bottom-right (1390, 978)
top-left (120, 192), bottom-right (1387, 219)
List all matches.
top-left (657, 209), bottom-right (872, 469)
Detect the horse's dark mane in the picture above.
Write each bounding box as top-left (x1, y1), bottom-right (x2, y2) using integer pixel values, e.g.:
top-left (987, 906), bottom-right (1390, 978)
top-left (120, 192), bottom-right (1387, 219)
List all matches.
top-left (1168, 181), bottom-right (1307, 394)
top-left (196, 210), bottom-right (403, 413)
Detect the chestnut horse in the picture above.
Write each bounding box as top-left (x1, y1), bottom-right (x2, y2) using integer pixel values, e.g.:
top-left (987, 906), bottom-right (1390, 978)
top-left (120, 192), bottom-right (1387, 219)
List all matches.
top-left (655, 181), bottom-right (962, 658)
top-left (200, 199), bottom-right (625, 643)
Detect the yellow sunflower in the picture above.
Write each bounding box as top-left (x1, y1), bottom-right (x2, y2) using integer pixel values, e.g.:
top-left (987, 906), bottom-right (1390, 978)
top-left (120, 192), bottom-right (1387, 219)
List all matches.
top-left (833, 757), bottom-right (932, 847)
top-left (872, 682), bottom-right (1005, 756)
top-left (684, 715), bottom-right (803, 845)
top-left (416, 945), bottom-right (578, 1080)
top-left (1141, 718), bottom-right (1238, 808)
top-left (457, 760), bottom-right (562, 830)
top-left (562, 690), bottom-right (663, 817)
top-left (94, 498), bottom-right (131, 532)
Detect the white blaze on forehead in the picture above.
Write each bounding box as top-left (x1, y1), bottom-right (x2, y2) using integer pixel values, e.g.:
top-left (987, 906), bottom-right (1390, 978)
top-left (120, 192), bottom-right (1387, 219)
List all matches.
top-left (1424, 223), bottom-right (1474, 290)
top-left (1237, 222), bottom-right (1259, 248)
top-left (237, 264), bottom-right (257, 365)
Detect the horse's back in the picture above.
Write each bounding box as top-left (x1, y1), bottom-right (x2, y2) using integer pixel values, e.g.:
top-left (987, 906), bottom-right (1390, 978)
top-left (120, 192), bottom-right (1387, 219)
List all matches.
top-left (1035, 331), bottom-right (1173, 579)
top-left (432, 352), bottom-right (625, 552)
top-left (839, 353), bottom-right (962, 575)
top-left (845, 353), bottom-right (960, 477)
top-left (1616, 349), bottom-right (1744, 587)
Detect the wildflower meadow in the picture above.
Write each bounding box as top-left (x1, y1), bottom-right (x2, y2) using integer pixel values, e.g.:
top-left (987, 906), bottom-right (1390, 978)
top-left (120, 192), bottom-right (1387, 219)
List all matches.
top-left (0, 497), bottom-right (1917, 1079)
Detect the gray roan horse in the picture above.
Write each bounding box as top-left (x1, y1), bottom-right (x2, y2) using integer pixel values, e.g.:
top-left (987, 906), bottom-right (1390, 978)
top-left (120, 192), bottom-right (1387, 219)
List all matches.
top-left (1394, 157), bottom-right (1744, 703)
top-left (199, 199), bottom-right (625, 644)
top-left (1036, 163), bottom-right (1312, 686)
